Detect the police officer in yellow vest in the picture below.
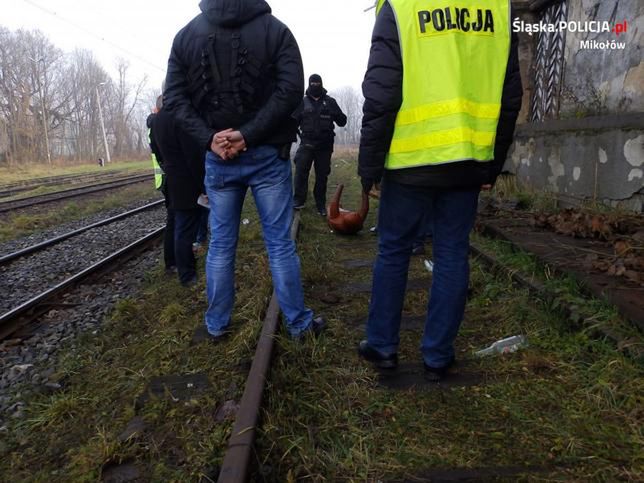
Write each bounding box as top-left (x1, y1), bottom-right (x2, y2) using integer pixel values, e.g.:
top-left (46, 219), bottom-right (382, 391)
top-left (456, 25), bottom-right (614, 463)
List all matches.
top-left (358, 0), bottom-right (523, 381)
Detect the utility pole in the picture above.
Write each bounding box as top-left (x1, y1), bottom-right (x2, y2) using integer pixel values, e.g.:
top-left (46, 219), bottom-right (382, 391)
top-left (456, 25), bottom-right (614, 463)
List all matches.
top-left (96, 82), bottom-right (111, 163)
top-left (29, 57), bottom-right (52, 165)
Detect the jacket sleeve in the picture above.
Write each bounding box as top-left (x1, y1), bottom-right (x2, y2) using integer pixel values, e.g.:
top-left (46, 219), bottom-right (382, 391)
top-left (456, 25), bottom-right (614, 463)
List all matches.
top-left (489, 26), bottom-right (523, 184)
top-left (239, 25), bottom-right (304, 147)
top-left (178, 128), bottom-right (207, 193)
top-left (358, 1), bottom-right (402, 182)
top-left (163, 29), bottom-right (216, 151)
top-left (329, 97), bottom-right (348, 127)
top-left (292, 100), bottom-right (304, 124)
top-left (148, 121), bottom-right (165, 169)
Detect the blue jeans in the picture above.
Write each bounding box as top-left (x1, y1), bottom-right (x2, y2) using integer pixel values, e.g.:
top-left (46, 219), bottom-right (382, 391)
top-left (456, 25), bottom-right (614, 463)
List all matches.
top-left (366, 178), bottom-right (480, 367)
top-left (204, 146), bottom-right (314, 337)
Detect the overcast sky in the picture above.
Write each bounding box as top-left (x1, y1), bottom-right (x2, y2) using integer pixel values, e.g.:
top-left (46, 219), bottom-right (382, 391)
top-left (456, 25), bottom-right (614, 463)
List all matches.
top-left (3, 0), bottom-right (376, 94)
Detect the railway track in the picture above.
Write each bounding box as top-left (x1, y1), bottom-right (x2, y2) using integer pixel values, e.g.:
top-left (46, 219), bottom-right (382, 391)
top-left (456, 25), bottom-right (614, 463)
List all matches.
top-left (0, 170), bottom-right (150, 199)
top-left (217, 212), bottom-right (301, 483)
top-left (0, 202), bottom-right (165, 340)
top-left (0, 200), bottom-right (164, 267)
top-left (216, 215), bottom-right (640, 480)
top-left (0, 173), bottom-right (152, 214)
top-left (0, 195), bottom-right (640, 480)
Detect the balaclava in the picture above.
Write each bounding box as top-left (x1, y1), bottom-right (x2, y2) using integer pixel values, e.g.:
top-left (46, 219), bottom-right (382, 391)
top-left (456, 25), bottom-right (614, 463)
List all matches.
top-left (308, 74), bottom-right (324, 98)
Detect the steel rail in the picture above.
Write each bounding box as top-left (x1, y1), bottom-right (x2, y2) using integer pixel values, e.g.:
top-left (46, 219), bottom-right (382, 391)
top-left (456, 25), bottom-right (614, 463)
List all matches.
top-left (0, 200), bottom-right (164, 267)
top-left (217, 212), bottom-right (301, 483)
top-left (470, 241), bottom-right (641, 359)
top-left (0, 173), bottom-right (152, 214)
top-left (0, 169), bottom-right (149, 191)
top-left (0, 170), bottom-right (151, 199)
top-left (0, 226), bottom-right (164, 340)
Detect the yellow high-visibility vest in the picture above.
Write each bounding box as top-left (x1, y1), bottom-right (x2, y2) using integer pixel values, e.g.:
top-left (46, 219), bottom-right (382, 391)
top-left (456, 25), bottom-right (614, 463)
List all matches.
top-left (149, 128), bottom-right (164, 190)
top-left (376, 0), bottom-right (511, 170)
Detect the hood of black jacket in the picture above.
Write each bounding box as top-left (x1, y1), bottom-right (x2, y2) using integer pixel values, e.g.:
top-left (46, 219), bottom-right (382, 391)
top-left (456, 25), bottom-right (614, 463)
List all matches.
top-left (199, 0), bottom-right (271, 27)
top-left (306, 86), bottom-right (328, 99)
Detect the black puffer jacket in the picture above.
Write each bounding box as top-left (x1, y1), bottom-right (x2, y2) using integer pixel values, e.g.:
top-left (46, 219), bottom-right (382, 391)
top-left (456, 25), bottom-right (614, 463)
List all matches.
top-left (164, 0), bottom-right (304, 150)
top-left (293, 87), bottom-right (348, 149)
top-left (359, 1), bottom-right (523, 189)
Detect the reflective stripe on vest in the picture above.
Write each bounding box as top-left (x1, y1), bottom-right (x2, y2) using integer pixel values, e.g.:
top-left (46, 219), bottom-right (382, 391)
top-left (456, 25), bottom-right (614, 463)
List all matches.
top-left (152, 158), bottom-right (163, 190)
top-left (149, 128), bottom-right (164, 190)
top-left (382, 0), bottom-right (510, 170)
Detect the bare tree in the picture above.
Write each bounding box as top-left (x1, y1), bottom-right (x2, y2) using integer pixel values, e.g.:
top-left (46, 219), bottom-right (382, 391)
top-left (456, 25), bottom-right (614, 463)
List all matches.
top-left (0, 27), bottom-right (152, 166)
top-left (330, 86), bottom-right (364, 146)
top-left (107, 59), bottom-right (148, 159)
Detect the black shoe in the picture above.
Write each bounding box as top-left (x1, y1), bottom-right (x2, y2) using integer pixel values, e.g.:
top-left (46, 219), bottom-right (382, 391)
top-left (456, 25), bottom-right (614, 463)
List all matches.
top-left (311, 316), bottom-right (326, 335)
top-left (181, 276), bottom-right (198, 288)
top-left (318, 209), bottom-right (327, 217)
top-left (358, 340), bottom-right (398, 369)
top-left (208, 330), bottom-right (231, 343)
top-left (423, 357), bottom-right (455, 382)
top-left (294, 202), bottom-right (305, 210)
top-left (165, 265), bottom-right (178, 276)
top-left (292, 316), bottom-right (327, 340)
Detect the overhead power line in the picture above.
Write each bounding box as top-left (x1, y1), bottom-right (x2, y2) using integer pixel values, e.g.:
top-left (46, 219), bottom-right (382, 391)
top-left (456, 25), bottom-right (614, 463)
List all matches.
top-left (22, 0), bottom-right (167, 73)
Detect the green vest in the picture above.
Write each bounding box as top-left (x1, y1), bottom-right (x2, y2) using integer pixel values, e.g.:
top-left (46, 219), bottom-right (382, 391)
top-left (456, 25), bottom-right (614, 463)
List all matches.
top-left (149, 128), bottom-right (164, 190)
top-left (377, 0), bottom-right (511, 170)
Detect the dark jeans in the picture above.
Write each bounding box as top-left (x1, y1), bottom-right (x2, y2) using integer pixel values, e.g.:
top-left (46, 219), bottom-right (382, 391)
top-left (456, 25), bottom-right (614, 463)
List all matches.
top-left (174, 209), bottom-right (202, 284)
top-left (293, 145), bottom-right (333, 211)
top-left (195, 207), bottom-right (210, 244)
top-left (366, 179), bottom-right (480, 367)
top-left (413, 207), bottom-right (434, 249)
top-left (163, 188), bottom-right (176, 269)
top-left (164, 208), bottom-right (176, 269)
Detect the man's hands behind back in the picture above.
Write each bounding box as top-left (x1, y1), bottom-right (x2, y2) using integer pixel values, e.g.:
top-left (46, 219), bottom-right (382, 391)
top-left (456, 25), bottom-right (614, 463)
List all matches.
top-left (211, 129), bottom-right (247, 160)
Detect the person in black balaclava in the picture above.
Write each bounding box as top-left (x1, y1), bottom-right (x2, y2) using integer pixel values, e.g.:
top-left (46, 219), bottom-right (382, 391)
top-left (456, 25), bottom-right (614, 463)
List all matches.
top-left (292, 74), bottom-right (347, 216)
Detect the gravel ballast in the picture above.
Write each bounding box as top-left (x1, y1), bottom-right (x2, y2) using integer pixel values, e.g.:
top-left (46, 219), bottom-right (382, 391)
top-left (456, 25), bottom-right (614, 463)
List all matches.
top-left (0, 208), bottom-right (166, 314)
top-left (0, 250), bottom-right (162, 425)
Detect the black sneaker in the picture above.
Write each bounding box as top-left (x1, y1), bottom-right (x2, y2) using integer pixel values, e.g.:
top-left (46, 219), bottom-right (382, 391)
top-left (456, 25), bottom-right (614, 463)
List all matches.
top-left (181, 276), bottom-right (198, 288)
top-left (310, 316), bottom-right (327, 335)
top-left (294, 202), bottom-right (305, 210)
top-left (318, 209), bottom-right (327, 217)
top-left (358, 340), bottom-right (398, 369)
top-left (208, 330), bottom-right (231, 344)
top-left (292, 316), bottom-right (327, 340)
top-left (423, 357), bottom-right (455, 382)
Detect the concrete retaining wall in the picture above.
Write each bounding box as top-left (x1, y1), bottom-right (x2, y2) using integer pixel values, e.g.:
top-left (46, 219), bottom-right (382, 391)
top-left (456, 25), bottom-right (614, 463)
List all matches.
top-left (507, 114), bottom-right (644, 211)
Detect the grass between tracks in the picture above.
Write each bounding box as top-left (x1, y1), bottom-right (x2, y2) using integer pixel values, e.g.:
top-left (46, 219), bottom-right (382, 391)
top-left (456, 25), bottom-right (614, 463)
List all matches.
top-left (0, 160), bottom-right (150, 185)
top-left (0, 183), bottom-right (160, 243)
top-left (256, 162), bottom-right (643, 481)
top-left (0, 157), bottom-right (641, 481)
top-left (0, 197), bottom-right (272, 481)
top-left (1, 170), bottom-right (152, 204)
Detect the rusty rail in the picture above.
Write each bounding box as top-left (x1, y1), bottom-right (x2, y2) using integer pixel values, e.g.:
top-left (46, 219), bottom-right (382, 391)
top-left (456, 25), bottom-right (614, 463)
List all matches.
top-left (217, 212), bottom-right (301, 483)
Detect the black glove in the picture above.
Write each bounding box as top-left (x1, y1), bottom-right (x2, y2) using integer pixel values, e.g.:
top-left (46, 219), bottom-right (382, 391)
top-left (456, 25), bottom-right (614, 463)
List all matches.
top-left (361, 177), bottom-right (375, 194)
